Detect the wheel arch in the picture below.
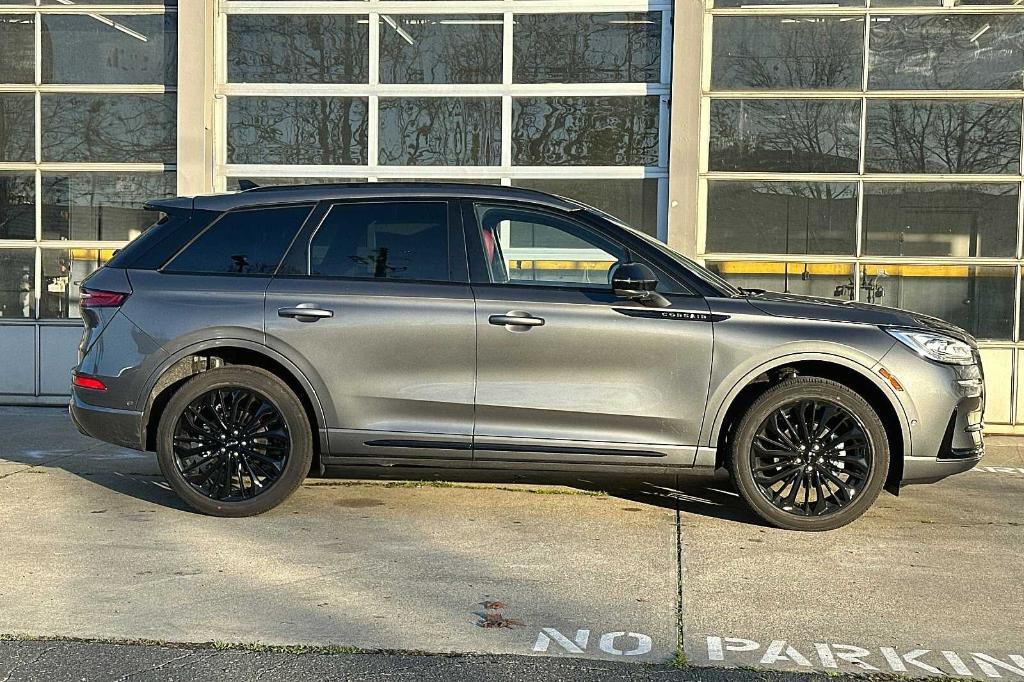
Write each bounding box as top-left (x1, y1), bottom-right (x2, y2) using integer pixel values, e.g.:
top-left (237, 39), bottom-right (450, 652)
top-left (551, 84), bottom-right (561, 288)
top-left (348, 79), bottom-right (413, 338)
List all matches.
top-left (140, 339), bottom-right (329, 470)
top-left (707, 354), bottom-right (912, 495)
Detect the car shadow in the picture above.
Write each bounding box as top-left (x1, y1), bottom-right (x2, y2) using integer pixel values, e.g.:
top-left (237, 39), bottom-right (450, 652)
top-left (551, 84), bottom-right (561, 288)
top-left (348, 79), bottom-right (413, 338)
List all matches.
top-left (313, 465), bottom-right (769, 527)
top-left (0, 410), bottom-right (765, 526)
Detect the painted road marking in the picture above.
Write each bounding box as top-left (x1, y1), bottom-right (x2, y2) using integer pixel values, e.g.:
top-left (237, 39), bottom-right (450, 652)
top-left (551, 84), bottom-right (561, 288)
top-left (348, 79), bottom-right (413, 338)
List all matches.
top-left (704, 636), bottom-right (1024, 677)
top-left (973, 466), bottom-right (1024, 476)
top-left (533, 628), bottom-right (653, 656)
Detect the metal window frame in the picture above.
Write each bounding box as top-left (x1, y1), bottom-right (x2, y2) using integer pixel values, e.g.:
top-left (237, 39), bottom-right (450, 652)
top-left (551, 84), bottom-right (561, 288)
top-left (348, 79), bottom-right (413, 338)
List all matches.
top-left (213, 3), bottom-right (673, 234)
top-left (698, 2), bottom-right (1024, 425)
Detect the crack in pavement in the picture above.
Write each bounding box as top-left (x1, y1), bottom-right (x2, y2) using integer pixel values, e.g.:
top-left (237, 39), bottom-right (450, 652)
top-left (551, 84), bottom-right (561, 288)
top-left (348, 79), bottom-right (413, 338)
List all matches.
top-left (113, 649), bottom-right (204, 681)
top-left (0, 643), bottom-right (55, 682)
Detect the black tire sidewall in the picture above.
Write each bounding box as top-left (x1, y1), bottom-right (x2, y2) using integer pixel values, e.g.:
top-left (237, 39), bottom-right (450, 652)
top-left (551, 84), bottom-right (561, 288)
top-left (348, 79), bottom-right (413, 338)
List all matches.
top-left (730, 378), bottom-right (890, 532)
top-left (156, 366), bottom-right (313, 517)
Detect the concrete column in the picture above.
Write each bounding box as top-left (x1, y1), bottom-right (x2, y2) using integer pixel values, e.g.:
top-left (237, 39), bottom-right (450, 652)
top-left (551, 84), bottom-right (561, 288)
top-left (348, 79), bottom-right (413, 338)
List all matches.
top-left (175, 0), bottom-right (216, 196)
top-left (666, 0), bottom-right (704, 259)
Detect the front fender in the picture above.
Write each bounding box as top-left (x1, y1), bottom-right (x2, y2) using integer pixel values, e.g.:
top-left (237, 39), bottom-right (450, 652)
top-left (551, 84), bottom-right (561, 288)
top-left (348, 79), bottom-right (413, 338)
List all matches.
top-left (701, 344), bottom-right (916, 461)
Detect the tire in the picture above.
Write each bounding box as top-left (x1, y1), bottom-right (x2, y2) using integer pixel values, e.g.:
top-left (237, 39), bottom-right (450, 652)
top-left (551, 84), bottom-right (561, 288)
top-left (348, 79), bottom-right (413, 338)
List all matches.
top-left (728, 376), bottom-right (889, 532)
top-left (156, 366), bottom-right (313, 517)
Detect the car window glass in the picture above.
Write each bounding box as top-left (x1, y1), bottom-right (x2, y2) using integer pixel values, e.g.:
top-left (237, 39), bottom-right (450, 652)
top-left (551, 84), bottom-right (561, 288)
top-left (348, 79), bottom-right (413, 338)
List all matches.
top-left (309, 201), bottom-right (449, 281)
top-left (473, 203), bottom-right (625, 288)
top-left (164, 205), bottom-right (311, 275)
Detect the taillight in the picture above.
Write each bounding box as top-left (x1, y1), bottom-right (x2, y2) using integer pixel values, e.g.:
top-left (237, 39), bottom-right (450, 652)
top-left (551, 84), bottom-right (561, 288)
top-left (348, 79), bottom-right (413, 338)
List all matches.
top-left (72, 373), bottom-right (107, 391)
top-left (81, 287), bottom-right (128, 308)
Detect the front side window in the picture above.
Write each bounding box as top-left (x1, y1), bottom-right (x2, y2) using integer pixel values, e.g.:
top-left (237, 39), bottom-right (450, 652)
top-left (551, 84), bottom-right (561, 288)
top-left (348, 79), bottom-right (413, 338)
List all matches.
top-left (165, 204), bottom-right (312, 275)
top-left (308, 201), bottom-right (449, 281)
top-left (473, 203), bottom-right (625, 288)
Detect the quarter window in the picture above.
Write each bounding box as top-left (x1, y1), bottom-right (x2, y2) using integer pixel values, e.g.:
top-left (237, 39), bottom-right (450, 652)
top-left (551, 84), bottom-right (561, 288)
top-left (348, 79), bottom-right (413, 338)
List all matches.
top-left (308, 201), bottom-right (449, 281)
top-left (473, 204), bottom-right (625, 288)
top-left (165, 205), bottom-right (312, 275)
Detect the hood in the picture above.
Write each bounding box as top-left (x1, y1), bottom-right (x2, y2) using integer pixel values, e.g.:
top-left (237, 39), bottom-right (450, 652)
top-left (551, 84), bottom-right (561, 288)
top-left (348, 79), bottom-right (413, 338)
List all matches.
top-left (743, 291), bottom-right (977, 346)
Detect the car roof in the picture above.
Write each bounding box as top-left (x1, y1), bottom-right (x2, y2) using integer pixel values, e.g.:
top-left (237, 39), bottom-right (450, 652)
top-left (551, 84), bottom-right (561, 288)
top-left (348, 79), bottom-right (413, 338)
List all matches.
top-left (147, 182), bottom-right (585, 214)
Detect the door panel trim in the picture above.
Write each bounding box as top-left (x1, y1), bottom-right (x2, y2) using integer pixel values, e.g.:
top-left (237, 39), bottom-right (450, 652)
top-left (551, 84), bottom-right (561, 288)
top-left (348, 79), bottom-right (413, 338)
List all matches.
top-left (475, 436), bottom-right (696, 467)
top-left (328, 429), bottom-right (473, 460)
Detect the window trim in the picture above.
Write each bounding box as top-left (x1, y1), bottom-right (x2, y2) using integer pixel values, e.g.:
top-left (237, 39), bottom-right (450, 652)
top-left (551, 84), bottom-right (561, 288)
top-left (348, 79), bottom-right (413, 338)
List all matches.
top-left (461, 198), bottom-right (695, 295)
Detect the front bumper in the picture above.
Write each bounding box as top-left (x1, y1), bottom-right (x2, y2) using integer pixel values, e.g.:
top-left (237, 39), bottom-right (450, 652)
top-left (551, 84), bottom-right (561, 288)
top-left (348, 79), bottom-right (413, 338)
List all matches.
top-left (877, 341), bottom-right (984, 486)
top-left (70, 393), bottom-right (145, 451)
top-left (902, 450), bottom-right (983, 485)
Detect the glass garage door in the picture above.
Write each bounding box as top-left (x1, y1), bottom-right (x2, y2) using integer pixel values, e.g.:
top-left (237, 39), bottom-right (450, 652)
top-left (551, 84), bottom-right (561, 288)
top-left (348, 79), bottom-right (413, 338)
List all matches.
top-left (0, 2), bottom-right (177, 401)
top-left (216, 0), bottom-right (673, 240)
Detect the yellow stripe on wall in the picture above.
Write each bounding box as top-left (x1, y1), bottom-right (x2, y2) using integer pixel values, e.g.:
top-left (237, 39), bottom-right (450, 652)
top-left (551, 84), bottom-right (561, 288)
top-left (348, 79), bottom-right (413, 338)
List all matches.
top-left (714, 262), bottom-right (978, 278)
top-left (509, 260), bottom-right (615, 271)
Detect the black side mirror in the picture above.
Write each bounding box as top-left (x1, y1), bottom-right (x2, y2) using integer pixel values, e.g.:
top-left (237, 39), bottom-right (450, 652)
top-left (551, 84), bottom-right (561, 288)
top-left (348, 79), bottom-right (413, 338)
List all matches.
top-left (611, 262), bottom-right (669, 307)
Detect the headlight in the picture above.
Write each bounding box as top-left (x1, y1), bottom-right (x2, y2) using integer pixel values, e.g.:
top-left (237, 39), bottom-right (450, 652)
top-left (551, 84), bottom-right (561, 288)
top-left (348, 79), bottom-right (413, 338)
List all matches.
top-left (885, 328), bottom-right (974, 365)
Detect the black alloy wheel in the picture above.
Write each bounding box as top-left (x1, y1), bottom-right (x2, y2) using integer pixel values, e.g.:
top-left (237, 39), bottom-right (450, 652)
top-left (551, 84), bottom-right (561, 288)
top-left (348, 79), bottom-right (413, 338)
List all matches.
top-left (751, 399), bottom-right (871, 517)
top-left (156, 365), bottom-right (313, 517)
top-left (172, 387), bottom-right (290, 501)
top-left (729, 376), bottom-right (889, 531)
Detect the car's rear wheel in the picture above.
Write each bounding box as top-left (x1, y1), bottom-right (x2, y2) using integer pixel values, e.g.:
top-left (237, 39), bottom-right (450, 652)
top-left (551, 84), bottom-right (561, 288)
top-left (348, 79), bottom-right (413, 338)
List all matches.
top-left (156, 366), bottom-right (312, 517)
top-left (729, 376), bottom-right (889, 531)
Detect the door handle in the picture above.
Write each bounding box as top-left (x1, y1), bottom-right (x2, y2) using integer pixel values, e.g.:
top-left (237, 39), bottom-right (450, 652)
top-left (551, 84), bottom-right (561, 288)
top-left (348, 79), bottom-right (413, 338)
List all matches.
top-left (489, 311), bottom-right (545, 329)
top-left (278, 305), bottom-right (334, 322)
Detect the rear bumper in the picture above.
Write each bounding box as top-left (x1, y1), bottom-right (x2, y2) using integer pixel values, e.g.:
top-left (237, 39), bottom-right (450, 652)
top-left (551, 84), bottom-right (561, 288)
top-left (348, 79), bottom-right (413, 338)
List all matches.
top-left (69, 394), bottom-right (145, 451)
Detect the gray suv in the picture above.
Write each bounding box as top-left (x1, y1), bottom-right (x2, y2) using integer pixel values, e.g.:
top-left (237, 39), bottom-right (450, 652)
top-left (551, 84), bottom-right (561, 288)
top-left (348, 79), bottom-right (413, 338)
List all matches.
top-left (70, 183), bottom-right (985, 531)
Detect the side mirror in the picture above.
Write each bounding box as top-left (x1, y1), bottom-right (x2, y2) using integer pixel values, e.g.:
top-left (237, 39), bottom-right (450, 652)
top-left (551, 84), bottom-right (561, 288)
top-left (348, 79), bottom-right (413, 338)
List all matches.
top-left (611, 262), bottom-right (668, 307)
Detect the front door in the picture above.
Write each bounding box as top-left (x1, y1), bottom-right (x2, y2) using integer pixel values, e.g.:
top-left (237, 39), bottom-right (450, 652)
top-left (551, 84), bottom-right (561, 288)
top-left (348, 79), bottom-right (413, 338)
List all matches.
top-left (264, 199), bottom-right (476, 462)
top-left (466, 201), bottom-right (714, 468)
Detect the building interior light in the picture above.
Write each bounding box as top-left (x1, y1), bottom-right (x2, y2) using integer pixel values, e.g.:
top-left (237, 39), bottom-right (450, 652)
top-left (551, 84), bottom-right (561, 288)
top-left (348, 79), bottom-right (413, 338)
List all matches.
top-left (381, 15), bottom-right (416, 46)
top-left (52, 0), bottom-right (149, 42)
top-left (968, 24), bottom-right (991, 42)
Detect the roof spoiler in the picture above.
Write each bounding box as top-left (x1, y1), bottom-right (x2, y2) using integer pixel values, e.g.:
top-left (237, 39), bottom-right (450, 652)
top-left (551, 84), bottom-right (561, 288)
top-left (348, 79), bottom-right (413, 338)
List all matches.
top-left (143, 196), bottom-right (194, 213)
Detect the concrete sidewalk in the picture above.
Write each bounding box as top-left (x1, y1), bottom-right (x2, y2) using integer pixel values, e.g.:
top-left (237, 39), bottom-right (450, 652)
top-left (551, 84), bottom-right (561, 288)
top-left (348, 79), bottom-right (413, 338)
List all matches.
top-left (1, 407), bottom-right (1022, 678)
top-left (0, 408), bottom-right (679, 663)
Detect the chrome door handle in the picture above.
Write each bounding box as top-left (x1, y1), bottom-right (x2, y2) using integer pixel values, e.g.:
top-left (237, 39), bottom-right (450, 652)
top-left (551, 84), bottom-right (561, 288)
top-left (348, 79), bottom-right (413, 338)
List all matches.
top-left (278, 305), bottom-right (334, 322)
top-left (489, 311), bottom-right (545, 328)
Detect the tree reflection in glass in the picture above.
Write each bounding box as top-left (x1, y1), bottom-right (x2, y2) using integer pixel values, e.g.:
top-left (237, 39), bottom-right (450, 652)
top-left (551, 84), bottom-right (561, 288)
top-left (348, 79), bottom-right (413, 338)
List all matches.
top-left (712, 16), bottom-right (863, 90)
top-left (866, 100), bottom-right (1021, 174)
top-left (869, 15), bottom-right (1024, 90)
top-left (228, 15), bottom-right (368, 84)
top-left (227, 97), bottom-right (368, 165)
top-left (378, 97), bottom-right (500, 165)
top-left (512, 96), bottom-right (660, 166)
top-left (709, 99), bottom-right (860, 172)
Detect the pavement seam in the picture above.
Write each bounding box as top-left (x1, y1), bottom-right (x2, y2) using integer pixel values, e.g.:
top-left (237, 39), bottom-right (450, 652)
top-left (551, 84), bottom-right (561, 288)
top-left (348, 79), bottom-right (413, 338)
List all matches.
top-left (0, 441), bottom-right (118, 482)
top-left (675, 486), bottom-right (685, 660)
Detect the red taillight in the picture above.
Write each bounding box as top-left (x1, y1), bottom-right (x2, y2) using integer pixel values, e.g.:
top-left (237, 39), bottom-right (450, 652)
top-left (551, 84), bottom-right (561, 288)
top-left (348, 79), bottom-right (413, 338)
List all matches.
top-left (72, 373), bottom-right (107, 391)
top-left (81, 287), bottom-right (128, 308)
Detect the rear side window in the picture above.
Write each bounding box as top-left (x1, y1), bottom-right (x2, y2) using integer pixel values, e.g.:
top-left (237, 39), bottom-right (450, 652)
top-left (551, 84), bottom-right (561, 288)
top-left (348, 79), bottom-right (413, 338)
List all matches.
top-left (165, 205), bottom-right (312, 275)
top-left (308, 201), bottom-right (449, 282)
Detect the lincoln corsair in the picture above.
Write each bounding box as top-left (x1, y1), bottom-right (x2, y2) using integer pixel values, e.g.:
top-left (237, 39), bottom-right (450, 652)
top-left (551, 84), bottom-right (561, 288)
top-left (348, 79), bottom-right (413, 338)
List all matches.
top-left (70, 183), bottom-right (985, 531)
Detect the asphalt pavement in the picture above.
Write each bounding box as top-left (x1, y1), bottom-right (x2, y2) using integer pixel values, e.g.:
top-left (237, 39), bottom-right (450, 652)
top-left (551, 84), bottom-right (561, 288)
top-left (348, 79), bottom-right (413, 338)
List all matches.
top-left (0, 407), bottom-right (1021, 679)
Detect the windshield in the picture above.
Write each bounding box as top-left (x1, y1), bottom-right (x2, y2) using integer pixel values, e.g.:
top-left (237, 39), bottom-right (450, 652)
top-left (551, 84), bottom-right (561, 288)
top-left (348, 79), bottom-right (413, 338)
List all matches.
top-left (580, 207), bottom-right (742, 296)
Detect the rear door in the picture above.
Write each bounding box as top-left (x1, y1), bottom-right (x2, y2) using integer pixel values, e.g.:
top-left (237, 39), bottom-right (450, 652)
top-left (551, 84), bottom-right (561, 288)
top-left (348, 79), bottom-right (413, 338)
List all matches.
top-left (466, 201), bottom-right (714, 468)
top-left (264, 198), bottom-right (477, 463)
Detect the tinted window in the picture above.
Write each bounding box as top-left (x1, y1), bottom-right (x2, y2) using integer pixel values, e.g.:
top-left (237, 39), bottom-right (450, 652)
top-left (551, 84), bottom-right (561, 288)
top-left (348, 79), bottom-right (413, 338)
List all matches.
top-left (473, 203), bottom-right (625, 288)
top-left (308, 202), bottom-right (449, 281)
top-left (165, 205), bottom-right (311, 275)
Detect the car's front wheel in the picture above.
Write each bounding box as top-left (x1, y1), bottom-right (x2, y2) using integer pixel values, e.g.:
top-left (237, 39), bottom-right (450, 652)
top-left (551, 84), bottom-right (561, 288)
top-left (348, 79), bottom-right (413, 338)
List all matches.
top-left (156, 366), bottom-right (313, 517)
top-left (729, 376), bottom-right (889, 531)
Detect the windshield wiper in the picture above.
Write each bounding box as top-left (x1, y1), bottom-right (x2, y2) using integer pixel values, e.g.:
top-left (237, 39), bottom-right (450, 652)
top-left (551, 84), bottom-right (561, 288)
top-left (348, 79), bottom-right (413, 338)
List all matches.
top-left (737, 287), bottom-right (766, 297)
